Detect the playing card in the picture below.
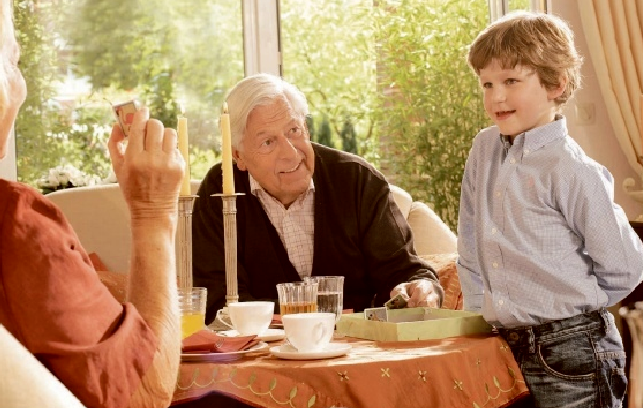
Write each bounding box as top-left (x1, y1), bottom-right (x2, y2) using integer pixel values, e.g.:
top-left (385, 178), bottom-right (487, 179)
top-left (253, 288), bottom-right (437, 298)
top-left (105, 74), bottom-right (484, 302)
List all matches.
top-left (112, 100), bottom-right (140, 137)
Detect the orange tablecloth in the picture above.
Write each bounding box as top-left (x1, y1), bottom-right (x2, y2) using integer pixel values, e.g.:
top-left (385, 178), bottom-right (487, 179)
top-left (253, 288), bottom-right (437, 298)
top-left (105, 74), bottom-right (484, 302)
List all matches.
top-left (173, 334), bottom-right (529, 408)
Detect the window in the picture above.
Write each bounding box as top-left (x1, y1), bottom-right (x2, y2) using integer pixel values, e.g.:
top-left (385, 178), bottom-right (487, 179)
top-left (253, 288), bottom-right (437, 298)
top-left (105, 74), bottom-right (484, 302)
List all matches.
top-left (13, 0), bottom-right (244, 187)
top-left (11, 0), bottom-right (546, 228)
top-left (280, 0), bottom-right (489, 228)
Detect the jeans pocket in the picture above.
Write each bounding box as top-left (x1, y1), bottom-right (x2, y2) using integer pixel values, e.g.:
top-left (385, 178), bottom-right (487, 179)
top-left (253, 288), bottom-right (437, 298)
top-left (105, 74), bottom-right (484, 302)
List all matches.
top-left (537, 331), bottom-right (596, 379)
top-left (599, 357), bottom-right (627, 407)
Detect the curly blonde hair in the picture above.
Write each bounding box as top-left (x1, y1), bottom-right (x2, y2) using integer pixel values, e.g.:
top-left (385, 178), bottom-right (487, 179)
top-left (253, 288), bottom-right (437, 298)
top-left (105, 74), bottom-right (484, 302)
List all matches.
top-left (468, 12), bottom-right (582, 105)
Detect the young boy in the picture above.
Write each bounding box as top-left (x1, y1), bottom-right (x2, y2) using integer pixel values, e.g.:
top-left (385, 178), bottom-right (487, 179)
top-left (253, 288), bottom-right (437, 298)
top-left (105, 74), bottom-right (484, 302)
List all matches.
top-left (456, 11), bottom-right (643, 408)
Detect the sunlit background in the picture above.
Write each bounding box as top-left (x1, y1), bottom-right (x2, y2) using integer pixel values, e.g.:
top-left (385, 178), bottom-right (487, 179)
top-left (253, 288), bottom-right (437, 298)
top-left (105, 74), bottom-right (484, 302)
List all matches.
top-left (10, 0), bottom-right (543, 229)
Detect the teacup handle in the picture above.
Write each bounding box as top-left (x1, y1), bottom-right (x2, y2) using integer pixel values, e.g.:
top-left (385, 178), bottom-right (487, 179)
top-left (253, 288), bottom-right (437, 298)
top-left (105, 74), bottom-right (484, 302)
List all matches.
top-left (312, 322), bottom-right (328, 346)
top-left (214, 308), bottom-right (235, 331)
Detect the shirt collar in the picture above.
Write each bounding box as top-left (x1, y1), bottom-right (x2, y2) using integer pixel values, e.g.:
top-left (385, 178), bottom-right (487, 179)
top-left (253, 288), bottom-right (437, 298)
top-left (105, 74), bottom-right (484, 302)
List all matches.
top-left (248, 172), bottom-right (315, 200)
top-left (498, 114), bottom-right (567, 152)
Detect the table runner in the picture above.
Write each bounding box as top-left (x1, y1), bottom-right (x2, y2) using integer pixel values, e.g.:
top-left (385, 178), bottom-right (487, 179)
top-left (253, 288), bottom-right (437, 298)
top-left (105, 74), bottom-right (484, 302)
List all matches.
top-left (173, 334), bottom-right (529, 408)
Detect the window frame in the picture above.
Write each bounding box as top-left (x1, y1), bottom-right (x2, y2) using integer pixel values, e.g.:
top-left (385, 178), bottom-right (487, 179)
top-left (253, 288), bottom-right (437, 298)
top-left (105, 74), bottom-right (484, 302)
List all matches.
top-left (488, 0), bottom-right (550, 21)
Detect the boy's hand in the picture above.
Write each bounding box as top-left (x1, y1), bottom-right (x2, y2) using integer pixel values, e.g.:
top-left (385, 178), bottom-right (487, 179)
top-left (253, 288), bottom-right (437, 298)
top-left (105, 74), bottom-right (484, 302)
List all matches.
top-left (390, 279), bottom-right (440, 308)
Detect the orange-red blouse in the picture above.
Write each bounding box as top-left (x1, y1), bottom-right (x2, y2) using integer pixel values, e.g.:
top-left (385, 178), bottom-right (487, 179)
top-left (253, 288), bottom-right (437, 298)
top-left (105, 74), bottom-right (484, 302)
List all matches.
top-left (0, 180), bottom-right (158, 408)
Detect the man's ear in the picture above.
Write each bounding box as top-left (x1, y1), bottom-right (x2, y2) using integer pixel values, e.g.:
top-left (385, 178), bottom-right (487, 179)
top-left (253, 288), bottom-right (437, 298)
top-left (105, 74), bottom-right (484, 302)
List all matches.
top-left (233, 148), bottom-right (247, 171)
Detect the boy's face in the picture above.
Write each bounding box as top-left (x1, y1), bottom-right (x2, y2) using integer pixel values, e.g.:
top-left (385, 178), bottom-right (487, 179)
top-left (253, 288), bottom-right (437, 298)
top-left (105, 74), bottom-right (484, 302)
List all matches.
top-left (478, 59), bottom-right (563, 139)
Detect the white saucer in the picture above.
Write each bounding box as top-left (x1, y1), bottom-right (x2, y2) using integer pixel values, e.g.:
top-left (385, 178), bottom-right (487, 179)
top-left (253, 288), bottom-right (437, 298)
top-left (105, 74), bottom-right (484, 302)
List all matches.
top-left (269, 343), bottom-right (351, 360)
top-left (220, 328), bottom-right (285, 342)
top-left (181, 341), bottom-right (269, 363)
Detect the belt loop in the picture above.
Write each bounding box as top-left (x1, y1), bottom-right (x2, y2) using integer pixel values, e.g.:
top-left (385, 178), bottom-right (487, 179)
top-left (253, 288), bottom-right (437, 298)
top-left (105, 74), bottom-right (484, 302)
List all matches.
top-left (528, 327), bottom-right (536, 353)
top-left (599, 307), bottom-right (611, 334)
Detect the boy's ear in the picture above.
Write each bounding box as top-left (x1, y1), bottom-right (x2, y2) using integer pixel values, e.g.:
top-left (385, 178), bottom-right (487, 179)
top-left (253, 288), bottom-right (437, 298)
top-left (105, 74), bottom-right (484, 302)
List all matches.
top-left (548, 75), bottom-right (568, 101)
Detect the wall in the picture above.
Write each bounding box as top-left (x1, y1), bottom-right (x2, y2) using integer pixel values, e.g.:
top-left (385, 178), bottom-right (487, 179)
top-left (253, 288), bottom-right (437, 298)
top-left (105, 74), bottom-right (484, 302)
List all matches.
top-left (553, 1), bottom-right (642, 220)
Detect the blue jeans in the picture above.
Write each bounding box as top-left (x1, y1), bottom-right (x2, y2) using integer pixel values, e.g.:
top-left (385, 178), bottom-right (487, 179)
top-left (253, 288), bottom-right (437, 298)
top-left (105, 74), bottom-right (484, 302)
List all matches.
top-left (498, 308), bottom-right (627, 408)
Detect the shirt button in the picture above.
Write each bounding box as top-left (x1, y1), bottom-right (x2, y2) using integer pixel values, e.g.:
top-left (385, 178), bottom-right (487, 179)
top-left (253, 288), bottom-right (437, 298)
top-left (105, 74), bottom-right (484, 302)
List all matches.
top-left (498, 299), bottom-right (504, 306)
top-left (495, 191), bottom-right (501, 197)
top-left (508, 332), bottom-right (518, 341)
top-left (524, 149), bottom-right (530, 155)
top-left (491, 227), bottom-right (497, 234)
top-left (492, 262), bottom-right (499, 268)
top-left (509, 158), bottom-right (516, 164)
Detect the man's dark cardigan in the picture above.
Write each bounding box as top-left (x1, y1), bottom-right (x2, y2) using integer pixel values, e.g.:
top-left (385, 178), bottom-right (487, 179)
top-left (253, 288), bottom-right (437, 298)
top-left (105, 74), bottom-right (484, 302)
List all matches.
top-left (193, 143), bottom-right (440, 323)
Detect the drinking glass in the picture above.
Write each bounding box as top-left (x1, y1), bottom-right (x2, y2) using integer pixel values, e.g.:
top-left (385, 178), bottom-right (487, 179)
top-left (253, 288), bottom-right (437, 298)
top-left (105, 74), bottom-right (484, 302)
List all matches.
top-left (276, 281), bottom-right (319, 315)
top-left (178, 287), bottom-right (207, 339)
top-left (304, 276), bottom-right (344, 322)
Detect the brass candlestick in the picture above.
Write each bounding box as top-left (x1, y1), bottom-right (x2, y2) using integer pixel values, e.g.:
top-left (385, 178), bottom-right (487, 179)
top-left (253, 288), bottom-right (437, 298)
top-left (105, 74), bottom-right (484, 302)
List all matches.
top-left (176, 195), bottom-right (198, 288)
top-left (212, 193), bottom-right (244, 305)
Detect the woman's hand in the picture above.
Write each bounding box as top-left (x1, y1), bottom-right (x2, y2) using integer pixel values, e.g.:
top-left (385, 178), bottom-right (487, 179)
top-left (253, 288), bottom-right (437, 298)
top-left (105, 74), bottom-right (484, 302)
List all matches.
top-left (107, 106), bottom-right (185, 219)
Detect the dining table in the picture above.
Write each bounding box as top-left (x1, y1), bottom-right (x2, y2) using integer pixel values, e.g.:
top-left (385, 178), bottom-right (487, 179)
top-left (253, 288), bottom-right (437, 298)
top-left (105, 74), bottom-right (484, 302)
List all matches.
top-left (172, 332), bottom-right (529, 408)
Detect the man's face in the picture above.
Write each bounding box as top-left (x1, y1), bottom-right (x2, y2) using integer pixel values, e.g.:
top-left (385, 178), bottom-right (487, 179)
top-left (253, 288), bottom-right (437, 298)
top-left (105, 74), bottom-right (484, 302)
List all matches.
top-left (233, 98), bottom-right (314, 207)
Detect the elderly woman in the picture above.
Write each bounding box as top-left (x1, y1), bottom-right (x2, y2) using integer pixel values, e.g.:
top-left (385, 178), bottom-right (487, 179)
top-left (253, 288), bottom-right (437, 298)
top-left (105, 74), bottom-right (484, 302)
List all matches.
top-left (0, 1), bottom-right (184, 407)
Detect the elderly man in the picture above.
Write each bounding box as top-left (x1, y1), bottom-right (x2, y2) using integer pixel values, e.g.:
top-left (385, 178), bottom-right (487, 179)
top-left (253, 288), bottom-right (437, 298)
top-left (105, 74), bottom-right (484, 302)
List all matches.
top-left (193, 73), bottom-right (443, 323)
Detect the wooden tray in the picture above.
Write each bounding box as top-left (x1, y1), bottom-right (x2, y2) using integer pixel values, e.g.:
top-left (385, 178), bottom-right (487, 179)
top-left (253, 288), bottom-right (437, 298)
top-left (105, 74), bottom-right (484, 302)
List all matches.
top-left (336, 307), bottom-right (493, 341)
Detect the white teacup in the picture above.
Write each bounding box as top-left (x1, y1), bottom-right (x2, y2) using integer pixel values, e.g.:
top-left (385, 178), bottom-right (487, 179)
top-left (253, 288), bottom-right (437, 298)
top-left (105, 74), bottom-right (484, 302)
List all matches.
top-left (282, 313), bottom-right (336, 353)
top-left (223, 301), bottom-right (274, 336)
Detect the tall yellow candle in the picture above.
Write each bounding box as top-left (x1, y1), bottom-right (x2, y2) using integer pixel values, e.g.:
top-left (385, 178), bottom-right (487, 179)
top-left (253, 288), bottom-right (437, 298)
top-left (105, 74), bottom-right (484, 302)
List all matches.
top-left (177, 116), bottom-right (191, 196)
top-left (221, 103), bottom-right (234, 194)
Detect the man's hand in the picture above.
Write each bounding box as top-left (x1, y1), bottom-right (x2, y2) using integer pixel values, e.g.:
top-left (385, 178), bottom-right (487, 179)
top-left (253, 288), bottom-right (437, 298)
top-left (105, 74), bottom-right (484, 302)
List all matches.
top-left (390, 279), bottom-right (441, 308)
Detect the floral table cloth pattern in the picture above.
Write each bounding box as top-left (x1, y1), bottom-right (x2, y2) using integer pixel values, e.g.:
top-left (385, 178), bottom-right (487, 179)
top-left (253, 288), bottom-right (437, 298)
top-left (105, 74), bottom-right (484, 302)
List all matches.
top-left (173, 334), bottom-right (529, 408)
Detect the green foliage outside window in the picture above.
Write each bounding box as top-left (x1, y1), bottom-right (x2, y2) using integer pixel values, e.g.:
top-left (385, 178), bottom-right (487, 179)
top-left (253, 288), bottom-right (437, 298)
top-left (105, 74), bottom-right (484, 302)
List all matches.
top-left (13, 0), bottom-right (492, 230)
top-left (283, 0), bottom-right (490, 229)
top-left (13, 0), bottom-right (243, 188)
top-left (373, 0), bottom-right (490, 228)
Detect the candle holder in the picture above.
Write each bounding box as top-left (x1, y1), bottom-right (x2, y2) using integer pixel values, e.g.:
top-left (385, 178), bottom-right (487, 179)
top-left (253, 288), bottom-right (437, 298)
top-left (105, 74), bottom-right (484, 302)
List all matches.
top-left (211, 193), bottom-right (245, 305)
top-left (176, 195), bottom-right (198, 288)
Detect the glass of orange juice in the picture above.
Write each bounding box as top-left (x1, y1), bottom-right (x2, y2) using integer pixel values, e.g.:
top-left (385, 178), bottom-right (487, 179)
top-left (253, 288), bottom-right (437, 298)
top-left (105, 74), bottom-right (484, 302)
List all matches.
top-left (179, 287), bottom-right (207, 339)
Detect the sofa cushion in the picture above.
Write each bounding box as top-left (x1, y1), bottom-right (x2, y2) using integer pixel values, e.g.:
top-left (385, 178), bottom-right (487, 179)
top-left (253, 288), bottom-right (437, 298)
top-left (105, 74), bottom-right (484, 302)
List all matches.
top-left (389, 184), bottom-right (412, 219)
top-left (420, 253), bottom-right (462, 310)
top-left (408, 202), bottom-right (457, 255)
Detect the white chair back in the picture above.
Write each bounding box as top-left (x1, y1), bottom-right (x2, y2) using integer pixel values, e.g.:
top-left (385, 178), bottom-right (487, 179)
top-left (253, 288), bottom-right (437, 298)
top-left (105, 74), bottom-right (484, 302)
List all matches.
top-left (0, 325), bottom-right (86, 408)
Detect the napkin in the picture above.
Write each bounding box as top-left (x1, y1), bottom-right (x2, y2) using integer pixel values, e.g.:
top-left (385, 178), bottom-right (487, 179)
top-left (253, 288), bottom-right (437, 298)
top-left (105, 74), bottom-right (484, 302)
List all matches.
top-left (182, 330), bottom-right (260, 353)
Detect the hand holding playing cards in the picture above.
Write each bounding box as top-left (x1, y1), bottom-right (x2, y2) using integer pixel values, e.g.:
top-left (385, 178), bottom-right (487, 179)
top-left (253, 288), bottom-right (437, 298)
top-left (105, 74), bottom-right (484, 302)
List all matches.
top-left (390, 279), bottom-right (441, 308)
top-left (104, 105), bottom-right (186, 405)
top-left (108, 106), bottom-right (185, 219)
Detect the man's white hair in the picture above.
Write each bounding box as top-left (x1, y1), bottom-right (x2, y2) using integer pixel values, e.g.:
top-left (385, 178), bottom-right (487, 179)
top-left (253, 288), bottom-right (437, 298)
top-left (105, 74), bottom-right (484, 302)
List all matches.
top-left (225, 73), bottom-right (309, 150)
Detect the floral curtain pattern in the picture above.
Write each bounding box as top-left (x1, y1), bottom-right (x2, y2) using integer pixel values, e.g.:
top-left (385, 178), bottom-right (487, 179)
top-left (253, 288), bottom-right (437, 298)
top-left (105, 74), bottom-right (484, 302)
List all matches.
top-left (578, 0), bottom-right (643, 176)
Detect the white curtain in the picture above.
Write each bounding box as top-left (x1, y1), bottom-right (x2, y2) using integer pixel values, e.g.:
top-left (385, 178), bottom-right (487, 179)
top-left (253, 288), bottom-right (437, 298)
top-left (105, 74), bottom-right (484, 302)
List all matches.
top-left (578, 0), bottom-right (643, 176)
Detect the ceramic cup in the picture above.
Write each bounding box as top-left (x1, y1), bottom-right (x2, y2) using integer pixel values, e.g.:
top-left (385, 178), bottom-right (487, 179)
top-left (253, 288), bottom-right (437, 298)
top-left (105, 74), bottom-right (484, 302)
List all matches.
top-left (223, 301), bottom-right (275, 336)
top-left (282, 312), bottom-right (336, 353)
